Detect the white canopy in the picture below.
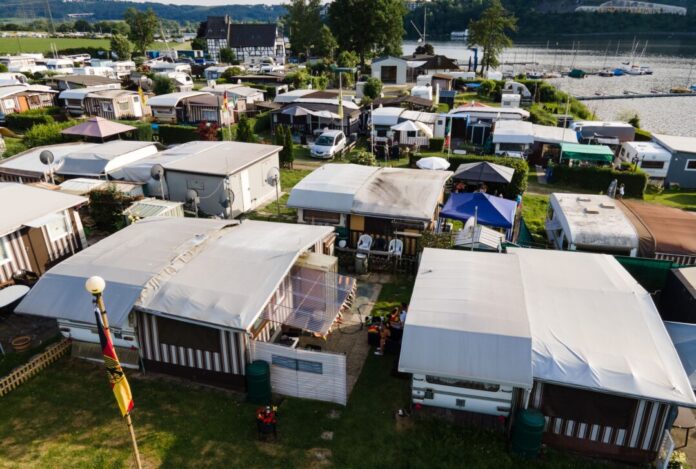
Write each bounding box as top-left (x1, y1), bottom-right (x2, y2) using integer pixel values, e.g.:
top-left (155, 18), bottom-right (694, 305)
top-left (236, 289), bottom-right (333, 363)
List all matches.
top-left (17, 218), bottom-right (333, 332)
top-left (493, 120), bottom-right (534, 145)
top-left (390, 120), bottom-right (420, 132)
top-left (400, 247), bottom-right (696, 407)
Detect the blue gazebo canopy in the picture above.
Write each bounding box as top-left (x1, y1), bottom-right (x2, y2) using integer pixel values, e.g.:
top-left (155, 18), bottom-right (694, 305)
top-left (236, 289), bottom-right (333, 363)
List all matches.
top-left (440, 192), bottom-right (517, 229)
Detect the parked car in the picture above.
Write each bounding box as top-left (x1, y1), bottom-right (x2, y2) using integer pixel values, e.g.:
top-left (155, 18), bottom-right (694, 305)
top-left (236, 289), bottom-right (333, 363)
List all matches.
top-left (310, 130), bottom-right (347, 159)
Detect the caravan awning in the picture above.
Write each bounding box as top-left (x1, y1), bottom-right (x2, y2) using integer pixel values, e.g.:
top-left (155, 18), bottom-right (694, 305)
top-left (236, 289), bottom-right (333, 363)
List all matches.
top-left (560, 143), bottom-right (614, 163)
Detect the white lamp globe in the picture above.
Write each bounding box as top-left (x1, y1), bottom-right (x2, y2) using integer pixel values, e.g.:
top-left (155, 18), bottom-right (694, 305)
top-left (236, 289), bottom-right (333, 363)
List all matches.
top-left (85, 276), bottom-right (106, 295)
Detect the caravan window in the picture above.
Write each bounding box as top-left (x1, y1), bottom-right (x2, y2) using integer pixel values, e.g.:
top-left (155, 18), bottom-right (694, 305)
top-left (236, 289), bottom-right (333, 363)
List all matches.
top-left (640, 160), bottom-right (664, 169)
top-left (303, 209), bottom-right (341, 225)
top-left (0, 238), bottom-right (11, 264)
top-left (425, 375), bottom-right (501, 392)
top-left (686, 160), bottom-right (696, 171)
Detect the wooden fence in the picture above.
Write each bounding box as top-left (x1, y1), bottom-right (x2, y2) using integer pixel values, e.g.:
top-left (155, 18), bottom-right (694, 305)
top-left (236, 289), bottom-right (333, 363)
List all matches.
top-left (0, 339), bottom-right (71, 397)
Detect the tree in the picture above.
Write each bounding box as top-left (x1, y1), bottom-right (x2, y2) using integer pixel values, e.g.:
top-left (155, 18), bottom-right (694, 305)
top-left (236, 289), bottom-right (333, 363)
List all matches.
top-left (285, 0), bottom-right (323, 59)
top-left (276, 125), bottom-right (294, 168)
top-left (219, 48), bottom-right (236, 64)
top-left (336, 50), bottom-right (359, 68)
top-left (74, 19), bottom-right (93, 33)
top-left (468, 0), bottom-right (517, 73)
top-left (221, 66), bottom-right (243, 82)
top-left (415, 43), bottom-right (434, 55)
top-left (191, 37), bottom-right (207, 52)
top-left (110, 34), bottom-right (132, 61)
top-left (124, 7), bottom-right (159, 57)
top-left (314, 25), bottom-right (338, 60)
top-left (0, 64), bottom-right (7, 73)
top-left (363, 77), bottom-right (383, 99)
top-left (236, 115), bottom-right (256, 143)
top-left (329, 0), bottom-right (405, 67)
top-left (152, 75), bottom-right (174, 95)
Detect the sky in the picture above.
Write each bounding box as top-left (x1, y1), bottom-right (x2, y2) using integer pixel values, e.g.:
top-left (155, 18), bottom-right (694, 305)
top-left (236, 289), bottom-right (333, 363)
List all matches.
top-left (125, 0), bottom-right (291, 5)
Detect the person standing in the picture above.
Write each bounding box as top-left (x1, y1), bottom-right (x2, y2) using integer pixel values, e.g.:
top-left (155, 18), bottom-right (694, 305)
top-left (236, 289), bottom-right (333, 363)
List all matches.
top-left (375, 322), bottom-right (391, 356)
top-left (617, 183), bottom-right (625, 199)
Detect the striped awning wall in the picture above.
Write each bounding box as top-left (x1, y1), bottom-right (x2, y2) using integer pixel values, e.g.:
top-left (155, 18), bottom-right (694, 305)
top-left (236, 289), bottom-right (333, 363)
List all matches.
top-left (262, 268), bottom-right (356, 335)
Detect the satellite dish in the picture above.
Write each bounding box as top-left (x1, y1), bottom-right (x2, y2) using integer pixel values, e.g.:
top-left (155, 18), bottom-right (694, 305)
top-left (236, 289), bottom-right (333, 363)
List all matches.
top-left (266, 167), bottom-right (280, 186)
top-left (463, 216), bottom-right (476, 233)
top-left (150, 164), bottom-right (164, 181)
top-left (186, 189), bottom-right (199, 204)
top-left (39, 150), bottom-right (55, 165)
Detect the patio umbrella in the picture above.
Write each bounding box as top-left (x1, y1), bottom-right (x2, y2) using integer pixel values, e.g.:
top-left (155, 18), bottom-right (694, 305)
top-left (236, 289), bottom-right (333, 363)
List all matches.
top-left (452, 162), bottom-right (515, 184)
top-left (61, 117), bottom-right (136, 141)
top-left (416, 157), bottom-right (450, 171)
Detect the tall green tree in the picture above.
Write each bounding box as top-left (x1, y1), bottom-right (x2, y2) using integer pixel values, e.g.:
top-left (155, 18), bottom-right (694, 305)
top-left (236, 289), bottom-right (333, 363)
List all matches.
top-left (329, 0), bottom-right (405, 67)
top-left (124, 7), bottom-right (159, 57)
top-left (285, 0), bottom-right (323, 59)
top-left (152, 75), bottom-right (174, 95)
top-left (110, 34), bottom-right (132, 61)
top-left (314, 25), bottom-right (338, 60)
top-left (468, 0), bottom-right (517, 73)
top-left (219, 48), bottom-right (236, 64)
top-left (236, 115), bottom-right (256, 143)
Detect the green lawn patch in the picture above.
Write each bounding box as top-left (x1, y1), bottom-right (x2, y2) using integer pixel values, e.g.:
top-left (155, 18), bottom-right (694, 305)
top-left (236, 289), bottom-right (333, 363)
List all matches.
top-left (644, 188), bottom-right (696, 211)
top-left (521, 193), bottom-right (549, 244)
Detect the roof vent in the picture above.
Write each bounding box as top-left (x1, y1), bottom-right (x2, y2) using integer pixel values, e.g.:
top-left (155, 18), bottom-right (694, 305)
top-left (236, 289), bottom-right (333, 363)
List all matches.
top-left (600, 202), bottom-right (615, 209)
top-left (577, 196), bottom-right (591, 202)
top-left (584, 207), bottom-right (600, 214)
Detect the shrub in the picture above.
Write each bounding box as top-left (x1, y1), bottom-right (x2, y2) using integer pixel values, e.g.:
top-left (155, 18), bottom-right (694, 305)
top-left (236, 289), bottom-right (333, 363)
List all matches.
top-left (0, 64), bottom-right (7, 73)
top-left (235, 115), bottom-right (256, 143)
top-left (528, 104), bottom-right (557, 126)
top-left (5, 109), bottom-right (55, 131)
top-left (310, 75), bottom-right (329, 91)
top-left (253, 111), bottom-right (271, 133)
top-left (635, 128), bottom-right (653, 141)
top-left (152, 75), bottom-right (174, 95)
top-left (157, 124), bottom-right (199, 145)
top-left (363, 77), bottom-right (383, 100)
top-left (89, 185), bottom-right (137, 233)
top-left (349, 149), bottom-right (377, 166)
top-left (197, 121), bottom-right (219, 141)
top-left (24, 120), bottom-right (76, 148)
top-left (429, 138), bottom-right (445, 152)
top-left (477, 79), bottom-right (496, 98)
top-left (221, 66), bottom-right (243, 82)
top-left (445, 154), bottom-right (529, 199)
top-left (549, 164), bottom-right (648, 198)
top-left (436, 103), bottom-right (449, 113)
top-left (119, 121), bottom-right (153, 141)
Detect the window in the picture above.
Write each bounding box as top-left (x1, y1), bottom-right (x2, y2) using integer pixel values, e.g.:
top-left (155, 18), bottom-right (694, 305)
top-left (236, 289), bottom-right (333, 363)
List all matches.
top-left (45, 214), bottom-right (70, 242)
top-left (272, 355), bottom-right (323, 374)
top-left (0, 238), bottom-right (11, 265)
top-left (640, 160), bottom-right (664, 169)
top-left (302, 209), bottom-right (341, 225)
top-left (686, 159), bottom-right (696, 171)
top-left (425, 375), bottom-right (501, 392)
top-left (201, 109), bottom-right (218, 122)
top-left (118, 101), bottom-right (130, 112)
top-left (407, 130), bottom-right (417, 138)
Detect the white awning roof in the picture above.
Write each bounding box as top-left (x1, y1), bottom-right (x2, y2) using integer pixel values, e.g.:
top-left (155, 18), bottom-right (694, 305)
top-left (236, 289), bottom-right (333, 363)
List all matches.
top-left (399, 247), bottom-right (696, 406)
top-left (492, 120), bottom-right (534, 144)
top-left (17, 218), bottom-right (333, 332)
top-left (147, 91), bottom-right (211, 107)
top-left (532, 124), bottom-right (579, 144)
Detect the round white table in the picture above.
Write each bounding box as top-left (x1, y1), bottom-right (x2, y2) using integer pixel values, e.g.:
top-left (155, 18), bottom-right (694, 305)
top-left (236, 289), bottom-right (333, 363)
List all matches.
top-left (0, 284), bottom-right (30, 312)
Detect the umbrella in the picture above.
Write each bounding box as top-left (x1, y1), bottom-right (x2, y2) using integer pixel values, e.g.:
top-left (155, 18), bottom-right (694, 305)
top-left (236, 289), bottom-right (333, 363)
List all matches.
top-left (416, 157), bottom-right (450, 171)
top-left (452, 162), bottom-right (515, 184)
top-left (61, 117), bottom-right (136, 141)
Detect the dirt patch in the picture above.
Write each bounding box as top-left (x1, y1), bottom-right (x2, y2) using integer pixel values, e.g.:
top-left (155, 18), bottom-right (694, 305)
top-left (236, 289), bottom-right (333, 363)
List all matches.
top-left (256, 441), bottom-right (282, 457)
top-left (306, 448), bottom-right (332, 468)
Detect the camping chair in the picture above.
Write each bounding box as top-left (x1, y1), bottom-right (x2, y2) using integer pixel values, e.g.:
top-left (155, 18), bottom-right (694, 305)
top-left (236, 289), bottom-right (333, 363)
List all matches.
top-left (357, 234), bottom-right (373, 252)
top-left (388, 239), bottom-right (404, 258)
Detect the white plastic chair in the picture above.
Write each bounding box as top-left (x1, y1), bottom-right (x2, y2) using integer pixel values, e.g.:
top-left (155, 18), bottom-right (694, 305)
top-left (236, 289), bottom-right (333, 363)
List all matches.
top-left (388, 238), bottom-right (404, 257)
top-left (357, 234), bottom-right (373, 251)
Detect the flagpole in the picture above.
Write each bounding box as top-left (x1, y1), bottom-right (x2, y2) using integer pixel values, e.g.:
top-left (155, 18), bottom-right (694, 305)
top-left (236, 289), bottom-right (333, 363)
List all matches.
top-left (86, 277), bottom-right (143, 469)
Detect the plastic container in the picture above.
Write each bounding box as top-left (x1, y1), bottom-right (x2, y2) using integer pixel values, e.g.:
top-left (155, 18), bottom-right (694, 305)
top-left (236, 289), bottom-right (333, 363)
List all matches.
top-left (510, 409), bottom-right (545, 458)
top-left (246, 360), bottom-right (271, 405)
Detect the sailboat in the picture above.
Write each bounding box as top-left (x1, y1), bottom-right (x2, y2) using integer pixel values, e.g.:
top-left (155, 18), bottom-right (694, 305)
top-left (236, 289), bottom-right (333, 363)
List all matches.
top-left (598, 41), bottom-right (614, 77)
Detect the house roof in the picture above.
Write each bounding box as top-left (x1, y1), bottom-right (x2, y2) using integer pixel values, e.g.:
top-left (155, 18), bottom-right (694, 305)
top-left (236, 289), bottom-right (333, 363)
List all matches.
top-left (147, 91), bottom-right (211, 107)
top-left (531, 124), bottom-right (579, 144)
top-left (229, 23), bottom-right (277, 48)
top-left (50, 74), bottom-right (120, 87)
top-left (205, 15), bottom-right (230, 40)
top-left (16, 218), bottom-right (333, 331)
top-left (653, 133), bottom-right (696, 155)
top-left (0, 84), bottom-right (55, 99)
top-left (549, 193), bottom-right (639, 251)
top-left (399, 247), bottom-right (696, 406)
top-left (123, 198), bottom-right (184, 218)
top-left (288, 164), bottom-right (451, 221)
top-left (372, 95), bottom-right (433, 109)
top-left (0, 183), bottom-right (87, 237)
top-left (400, 54), bottom-right (459, 70)
top-left (450, 105), bottom-right (530, 120)
top-left (161, 141), bottom-right (281, 176)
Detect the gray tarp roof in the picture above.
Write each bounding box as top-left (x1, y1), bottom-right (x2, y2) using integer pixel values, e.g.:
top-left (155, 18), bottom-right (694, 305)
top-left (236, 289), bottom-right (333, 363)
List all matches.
top-left (161, 141), bottom-right (282, 176)
top-left (0, 183), bottom-right (87, 237)
top-left (288, 164), bottom-right (451, 221)
top-left (17, 218), bottom-right (333, 332)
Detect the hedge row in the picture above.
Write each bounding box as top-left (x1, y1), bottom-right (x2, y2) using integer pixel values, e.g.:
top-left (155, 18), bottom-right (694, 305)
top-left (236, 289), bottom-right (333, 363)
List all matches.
top-left (5, 107), bottom-right (61, 131)
top-left (413, 154), bottom-right (529, 199)
top-left (549, 164), bottom-right (648, 198)
top-left (156, 124), bottom-right (200, 145)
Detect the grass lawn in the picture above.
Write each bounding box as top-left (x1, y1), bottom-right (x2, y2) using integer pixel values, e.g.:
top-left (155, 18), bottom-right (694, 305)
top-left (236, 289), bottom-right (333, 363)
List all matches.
top-left (0, 334), bottom-right (61, 376)
top-left (1, 136), bottom-right (27, 158)
top-left (521, 193), bottom-right (550, 244)
top-left (246, 168), bottom-right (311, 223)
top-left (644, 188), bottom-right (696, 211)
top-left (0, 37), bottom-right (189, 55)
top-left (0, 277), bottom-right (617, 468)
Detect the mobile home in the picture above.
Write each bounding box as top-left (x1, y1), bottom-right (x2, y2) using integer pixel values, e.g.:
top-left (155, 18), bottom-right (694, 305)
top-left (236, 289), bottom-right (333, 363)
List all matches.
top-left (618, 141), bottom-right (672, 179)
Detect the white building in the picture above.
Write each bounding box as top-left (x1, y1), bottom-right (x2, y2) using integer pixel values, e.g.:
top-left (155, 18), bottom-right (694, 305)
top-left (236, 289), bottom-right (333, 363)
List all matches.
top-left (619, 141), bottom-right (672, 179)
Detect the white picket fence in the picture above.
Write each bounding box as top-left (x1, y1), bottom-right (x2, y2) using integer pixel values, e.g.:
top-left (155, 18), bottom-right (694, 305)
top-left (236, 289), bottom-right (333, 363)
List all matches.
top-left (250, 340), bottom-right (347, 405)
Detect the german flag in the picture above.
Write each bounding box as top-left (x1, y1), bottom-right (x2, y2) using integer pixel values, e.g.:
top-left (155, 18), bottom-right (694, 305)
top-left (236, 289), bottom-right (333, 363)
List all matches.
top-left (95, 308), bottom-right (134, 417)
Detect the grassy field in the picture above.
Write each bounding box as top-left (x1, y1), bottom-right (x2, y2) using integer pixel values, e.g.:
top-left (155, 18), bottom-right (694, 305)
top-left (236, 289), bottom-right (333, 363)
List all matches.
top-left (0, 279), bottom-right (617, 469)
top-left (0, 37), bottom-right (189, 55)
top-left (521, 194), bottom-right (550, 244)
top-left (644, 188), bottom-right (696, 211)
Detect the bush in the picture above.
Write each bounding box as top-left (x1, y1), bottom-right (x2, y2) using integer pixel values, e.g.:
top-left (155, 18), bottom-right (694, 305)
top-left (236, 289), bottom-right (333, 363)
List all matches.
top-left (349, 149), bottom-right (377, 166)
top-left (477, 79), bottom-right (496, 99)
top-left (221, 66), bottom-right (243, 82)
top-left (549, 164), bottom-right (648, 198)
top-left (152, 75), bottom-right (174, 95)
top-left (363, 77), bottom-right (383, 100)
top-left (89, 185), bottom-right (137, 233)
top-left (635, 128), bottom-right (653, 141)
top-left (253, 111), bottom-right (271, 133)
top-left (5, 109), bottom-right (55, 131)
top-left (157, 124), bottom-right (199, 145)
top-left (429, 138), bottom-right (445, 152)
top-left (436, 103), bottom-right (449, 113)
top-left (24, 120), bottom-right (76, 148)
top-left (236, 115), bottom-right (256, 143)
top-left (0, 64), bottom-right (7, 73)
top-left (445, 154), bottom-right (529, 199)
top-left (119, 121), bottom-right (153, 141)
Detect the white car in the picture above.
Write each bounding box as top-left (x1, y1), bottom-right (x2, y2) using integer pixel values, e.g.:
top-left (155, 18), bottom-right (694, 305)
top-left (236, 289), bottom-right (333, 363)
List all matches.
top-left (310, 130), bottom-right (347, 159)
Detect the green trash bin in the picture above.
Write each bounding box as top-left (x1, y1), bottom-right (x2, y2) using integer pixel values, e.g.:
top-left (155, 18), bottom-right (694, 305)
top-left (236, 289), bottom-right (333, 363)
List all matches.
top-left (246, 360), bottom-right (271, 405)
top-left (511, 409), bottom-right (545, 458)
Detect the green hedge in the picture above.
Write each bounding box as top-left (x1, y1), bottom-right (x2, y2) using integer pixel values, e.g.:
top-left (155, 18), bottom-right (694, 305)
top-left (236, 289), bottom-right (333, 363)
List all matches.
top-left (549, 164), bottom-right (648, 198)
top-left (6, 109), bottom-right (55, 131)
top-left (634, 128), bottom-right (653, 142)
top-left (156, 124), bottom-right (200, 145)
top-left (429, 138), bottom-right (445, 152)
top-left (253, 111), bottom-right (271, 133)
top-left (447, 154), bottom-right (529, 199)
top-left (119, 121), bottom-right (153, 142)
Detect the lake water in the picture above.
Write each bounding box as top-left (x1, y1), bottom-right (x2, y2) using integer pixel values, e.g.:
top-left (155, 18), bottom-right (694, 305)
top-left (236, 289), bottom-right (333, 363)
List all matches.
top-left (403, 39), bottom-right (696, 137)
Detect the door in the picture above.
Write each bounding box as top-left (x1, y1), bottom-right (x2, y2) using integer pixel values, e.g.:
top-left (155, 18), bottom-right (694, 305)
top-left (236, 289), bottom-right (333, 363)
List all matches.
top-left (24, 228), bottom-right (51, 274)
top-left (17, 96), bottom-right (29, 112)
top-left (380, 66), bottom-right (397, 84)
top-left (240, 170), bottom-right (252, 212)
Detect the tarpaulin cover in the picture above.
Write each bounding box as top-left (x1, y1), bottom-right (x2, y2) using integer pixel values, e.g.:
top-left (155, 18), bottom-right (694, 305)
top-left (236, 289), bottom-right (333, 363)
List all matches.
top-left (619, 199), bottom-right (696, 258)
top-left (440, 192), bottom-right (517, 229)
top-left (560, 143), bottom-right (614, 163)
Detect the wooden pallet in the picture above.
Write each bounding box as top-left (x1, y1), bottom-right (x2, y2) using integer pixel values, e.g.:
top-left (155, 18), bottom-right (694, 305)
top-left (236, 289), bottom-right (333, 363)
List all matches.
top-left (0, 339), bottom-right (71, 397)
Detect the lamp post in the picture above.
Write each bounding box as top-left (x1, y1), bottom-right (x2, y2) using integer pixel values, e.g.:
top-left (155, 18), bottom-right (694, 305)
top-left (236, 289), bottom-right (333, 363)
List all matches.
top-left (85, 276), bottom-right (142, 469)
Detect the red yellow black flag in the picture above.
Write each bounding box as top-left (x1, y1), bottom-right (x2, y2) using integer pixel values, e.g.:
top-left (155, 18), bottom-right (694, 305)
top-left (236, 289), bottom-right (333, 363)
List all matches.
top-left (95, 308), bottom-right (134, 417)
